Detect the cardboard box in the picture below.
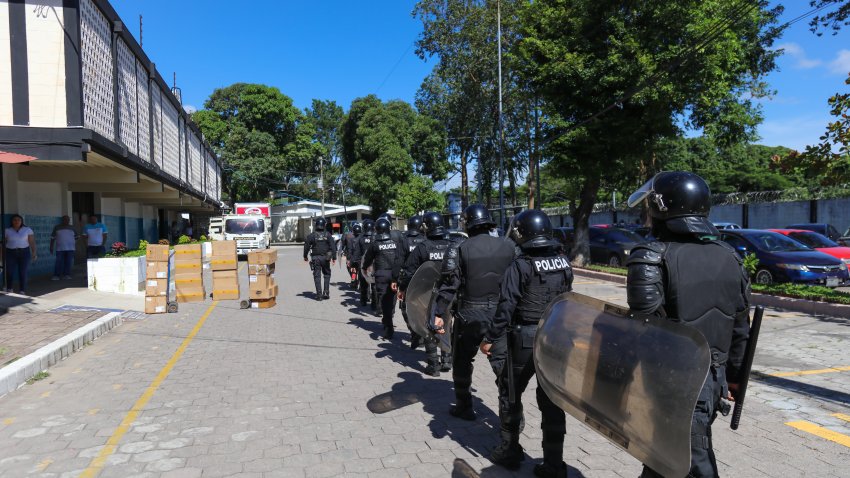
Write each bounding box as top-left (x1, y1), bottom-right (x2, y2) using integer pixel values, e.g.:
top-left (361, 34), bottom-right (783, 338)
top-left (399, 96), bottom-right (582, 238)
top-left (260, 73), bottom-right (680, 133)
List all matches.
top-left (210, 256), bottom-right (238, 271)
top-left (145, 279), bottom-right (168, 297)
top-left (175, 286), bottom-right (206, 303)
top-left (250, 297), bottom-right (277, 309)
top-left (213, 270), bottom-right (238, 280)
top-left (248, 274), bottom-right (275, 289)
top-left (249, 284), bottom-right (278, 300)
top-left (247, 249), bottom-right (277, 265)
top-left (174, 276), bottom-right (203, 288)
top-left (173, 244), bottom-right (202, 260)
top-left (173, 261), bottom-right (202, 274)
top-left (146, 261), bottom-right (169, 279)
top-left (212, 278), bottom-right (240, 300)
top-left (145, 296), bottom-right (167, 314)
top-left (212, 241), bottom-right (237, 257)
top-left (248, 263), bottom-right (275, 275)
top-left (146, 244), bottom-right (169, 262)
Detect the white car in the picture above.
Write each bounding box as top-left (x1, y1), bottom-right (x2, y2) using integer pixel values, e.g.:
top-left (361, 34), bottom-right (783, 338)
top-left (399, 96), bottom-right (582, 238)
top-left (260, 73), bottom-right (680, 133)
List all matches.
top-left (713, 222), bottom-right (742, 230)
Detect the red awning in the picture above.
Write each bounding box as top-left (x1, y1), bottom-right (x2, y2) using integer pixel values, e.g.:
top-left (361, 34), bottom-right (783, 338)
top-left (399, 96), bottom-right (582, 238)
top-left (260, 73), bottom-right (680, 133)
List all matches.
top-left (0, 151), bottom-right (37, 164)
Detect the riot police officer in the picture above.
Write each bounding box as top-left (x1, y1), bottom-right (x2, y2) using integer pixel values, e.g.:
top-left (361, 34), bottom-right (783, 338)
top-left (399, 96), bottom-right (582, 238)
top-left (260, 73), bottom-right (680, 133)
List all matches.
top-left (398, 211), bottom-right (453, 376)
top-left (353, 219), bottom-right (377, 307)
top-left (401, 215), bottom-right (425, 349)
top-left (344, 222), bottom-right (363, 288)
top-left (362, 218), bottom-right (403, 339)
top-left (626, 171), bottom-right (750, 478)
top-left (431, 204), bottom-right (515, 421)
top-left (379, 213), bottom-right (406, 251)
top-left (481, 209), bottom-right (572, 477)
top-left (303, 217), bottom-right (337, 301)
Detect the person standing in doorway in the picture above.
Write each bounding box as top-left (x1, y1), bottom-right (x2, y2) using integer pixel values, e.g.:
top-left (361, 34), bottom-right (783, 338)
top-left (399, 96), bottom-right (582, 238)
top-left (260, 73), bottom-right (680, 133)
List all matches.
top-left (4, 214), bottom-right (37, 294)
top-left (83, 215), bottom-right (108, 258)
top-left (50, 215), bottom-right (77, 280)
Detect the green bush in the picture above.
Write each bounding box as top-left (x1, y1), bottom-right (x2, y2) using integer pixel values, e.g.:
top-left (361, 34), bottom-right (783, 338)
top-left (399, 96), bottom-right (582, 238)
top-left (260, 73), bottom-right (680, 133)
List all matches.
top-left (751, 283), bottom-right (850, 305)
top-left (199, 235), bottom-right (208, 242)
top-left (743, 253), bottom-right (759, 278)
top-left (138, 239), bottom-right (148, 251)
top-left (177, 235), bottom-right (192, 245)
top-left (584, 264), bottom-right (628, 276)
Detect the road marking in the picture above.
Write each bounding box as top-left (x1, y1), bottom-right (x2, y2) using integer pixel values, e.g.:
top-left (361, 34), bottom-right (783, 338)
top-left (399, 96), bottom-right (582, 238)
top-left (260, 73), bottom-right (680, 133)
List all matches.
top-left (2, 417), bottom-right (15, 425)
top-left (78, 301), bottom-right (218, 478)
top-left (88, 409), bottom-right (99, 416)
top-left (112, 384), bottom-right (122, 391)
top-left (36, 458), bottom-right (53, 471)
top-left (786, 421), bottom-right (850, 448)
top-left (41, 391), bottom-right (51, 398)
top-left (768, 365), bottom-right (850, 377)
top-left (833, 413), bottom-right (850, 423)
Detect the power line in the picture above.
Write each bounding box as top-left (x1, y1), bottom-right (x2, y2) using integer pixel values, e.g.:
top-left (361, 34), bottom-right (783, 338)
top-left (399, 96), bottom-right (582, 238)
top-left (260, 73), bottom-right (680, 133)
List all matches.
top-left (376, 42), bottom-right (415, 93)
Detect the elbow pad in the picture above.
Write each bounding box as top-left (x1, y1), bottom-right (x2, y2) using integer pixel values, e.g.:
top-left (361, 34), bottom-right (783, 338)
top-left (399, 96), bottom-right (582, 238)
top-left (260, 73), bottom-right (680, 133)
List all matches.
top-left (441, 243), bottom-right (460, 276)
top-left (626, 243), bottom-right (666, 314)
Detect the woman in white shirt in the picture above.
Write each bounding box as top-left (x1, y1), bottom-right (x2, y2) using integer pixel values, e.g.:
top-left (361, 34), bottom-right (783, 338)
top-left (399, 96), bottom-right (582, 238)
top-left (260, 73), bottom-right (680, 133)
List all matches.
top-left (4, 214), bottom-right (37, 294)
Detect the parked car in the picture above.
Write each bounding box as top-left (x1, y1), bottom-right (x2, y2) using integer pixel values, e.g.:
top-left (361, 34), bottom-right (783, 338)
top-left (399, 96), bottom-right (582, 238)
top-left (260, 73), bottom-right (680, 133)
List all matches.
top-left (841, 227), bottom-right (850, 247)
top-left (713, 222), bottom-right (742, 230)
top-left (720, 229), bottom-right (849, 286)
top-left (588, 227), bottom-right (646, 266)
top-left (768, 229), bottom-right (850, 266)
top-left (785, 223), bottom-right (843, 243)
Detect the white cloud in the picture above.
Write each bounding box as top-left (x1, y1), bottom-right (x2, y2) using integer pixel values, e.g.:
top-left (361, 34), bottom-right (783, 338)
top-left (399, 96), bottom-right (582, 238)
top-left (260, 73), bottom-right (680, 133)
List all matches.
top-left (828, 49), bottom-right (850, 75)
top-left (776, 42), bottom-right (822, 69)
top-left (757, 114), bottom-right (832, 151)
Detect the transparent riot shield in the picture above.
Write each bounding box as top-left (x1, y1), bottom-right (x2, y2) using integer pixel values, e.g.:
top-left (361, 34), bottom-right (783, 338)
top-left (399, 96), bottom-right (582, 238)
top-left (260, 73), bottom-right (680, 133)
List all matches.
top-left (534, 292), bottom-right (711, 478)
top-left (404, 262), bottom-right (453, 353)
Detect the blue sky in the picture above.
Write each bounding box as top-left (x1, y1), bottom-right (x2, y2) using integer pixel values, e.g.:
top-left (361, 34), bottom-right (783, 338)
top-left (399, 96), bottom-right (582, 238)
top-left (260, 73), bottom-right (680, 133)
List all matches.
top-left (112, 0), bottom-right (848, 154)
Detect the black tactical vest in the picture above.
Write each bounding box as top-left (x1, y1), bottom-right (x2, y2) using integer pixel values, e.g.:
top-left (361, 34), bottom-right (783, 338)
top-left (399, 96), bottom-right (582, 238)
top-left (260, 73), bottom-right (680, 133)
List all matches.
top-left (422, 238), bottom-right (450, 263)
top-left (373, 238), bottom-right (399, 271)
top-left (661, 241), bottom-right (747, 365)
top-left (461, 234), bottom-right (515, 305)
top-left (515, 254), bottom-right (572, 326)
top-left (311, 232), bottom-right (332, 255)
top-left (406, 232), bottom-right (425, 253)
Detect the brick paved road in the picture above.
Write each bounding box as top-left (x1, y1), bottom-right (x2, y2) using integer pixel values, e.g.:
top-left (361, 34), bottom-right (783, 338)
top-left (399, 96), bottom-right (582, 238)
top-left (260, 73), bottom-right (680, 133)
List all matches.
top-left (0, 247), bottom-right (847, 477)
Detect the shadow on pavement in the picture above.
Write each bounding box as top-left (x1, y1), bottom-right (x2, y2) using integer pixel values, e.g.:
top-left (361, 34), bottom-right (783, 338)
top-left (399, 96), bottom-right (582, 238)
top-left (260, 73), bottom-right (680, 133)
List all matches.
top-left (0, 293), bottom-right (33, 315)
top-left (753, 372), bottom-right (850, 406)
top-left (368, 371), bottom-right (501, 461)
top-left (451, 458), bottom-right (588, 477)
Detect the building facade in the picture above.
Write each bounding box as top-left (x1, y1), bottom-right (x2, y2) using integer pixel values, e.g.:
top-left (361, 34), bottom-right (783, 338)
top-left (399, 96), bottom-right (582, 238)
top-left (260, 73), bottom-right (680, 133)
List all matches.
top-left (0, 0), bottom-right (222, 277)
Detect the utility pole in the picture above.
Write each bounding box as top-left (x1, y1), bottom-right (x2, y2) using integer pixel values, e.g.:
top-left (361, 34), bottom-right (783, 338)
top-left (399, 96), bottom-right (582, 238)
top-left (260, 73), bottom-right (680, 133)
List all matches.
top-left (496, 0), bottom-right (505, 227)
top-left (139, 15), bottom-right (143, 47)
top-left (319, 156), bottom-right (325, 216)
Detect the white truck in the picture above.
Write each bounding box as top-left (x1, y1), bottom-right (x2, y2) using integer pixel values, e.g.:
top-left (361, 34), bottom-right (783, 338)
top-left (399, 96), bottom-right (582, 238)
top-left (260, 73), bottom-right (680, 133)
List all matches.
top-left (209, 202), bottom-right (272, 255)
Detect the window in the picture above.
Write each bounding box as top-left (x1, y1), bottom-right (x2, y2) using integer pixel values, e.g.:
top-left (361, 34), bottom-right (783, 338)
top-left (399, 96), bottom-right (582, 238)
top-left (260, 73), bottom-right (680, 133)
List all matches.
top-left (788, 231), bottom-right (837, 249)
top-left (225, 219), bottom-right (265, 234)
top-left (722, 235), bottom-right (748, 251)
top-left (748, 232), bottom-right (812, 252)
top-left (608, 229), bottom-right (644, 243)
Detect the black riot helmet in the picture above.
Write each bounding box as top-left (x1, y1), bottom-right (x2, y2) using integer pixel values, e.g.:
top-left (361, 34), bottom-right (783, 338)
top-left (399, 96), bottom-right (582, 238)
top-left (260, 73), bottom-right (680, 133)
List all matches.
top-left (375, 218), bottom-right (392, 240)
top-left (407, 215), bottom-right (423, 233)
top-left (361, 219), bottom-right (376, 235)
top-left (314, 217), bottom-right (327, 232)
top-left (351, 222), bottom-right (362, 236)
top-left (508, 209), bottom-right (556, 249)
top-left (421, 211), bottom-right (446, 238)
top-left (627, 171), bottom-right (717, 237)
top-left (462, 204), bottom-right (495, 233)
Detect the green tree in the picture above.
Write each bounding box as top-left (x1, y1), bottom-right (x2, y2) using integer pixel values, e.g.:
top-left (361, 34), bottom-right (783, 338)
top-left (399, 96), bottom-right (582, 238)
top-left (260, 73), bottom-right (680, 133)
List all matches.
top-left (339, 95), bottom-right (449, 215)
top-left (304, 99), bottom-right (346, 204)
top-left (192, 83), bottom-right (323, 204)
top-left (809, 0), bottom-right (850, 35)
top-left (516, 0), bottom-right (783, 264)
top-left (394, 175), bottom-right (445, 217)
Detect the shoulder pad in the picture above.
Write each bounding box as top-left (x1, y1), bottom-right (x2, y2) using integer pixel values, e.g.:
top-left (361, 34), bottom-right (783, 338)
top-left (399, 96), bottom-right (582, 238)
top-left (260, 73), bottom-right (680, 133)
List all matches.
top-left (440, 242), bottom-right (461, 274)
top-left (626, 242), bottom-right (666, 266)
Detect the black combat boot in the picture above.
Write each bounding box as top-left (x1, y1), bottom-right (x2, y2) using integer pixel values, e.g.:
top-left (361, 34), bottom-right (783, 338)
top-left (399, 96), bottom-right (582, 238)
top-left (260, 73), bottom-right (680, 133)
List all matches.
top-left (533, 461), bottom-right (567, 478)
top-left (449, 401), bottom-right (476, 421)
top-left (490, 432), bottom-right (524, 469)
top-left (382, 326), bottom-right (394, 340)
top-left (409, 334), bottom-right (421, 349)
top-left (323, 289), bottom-right (330, 300)
top-left (440, 352), bottom-right (452, 372)
top-left (316, 291), bottom-right (324, 301)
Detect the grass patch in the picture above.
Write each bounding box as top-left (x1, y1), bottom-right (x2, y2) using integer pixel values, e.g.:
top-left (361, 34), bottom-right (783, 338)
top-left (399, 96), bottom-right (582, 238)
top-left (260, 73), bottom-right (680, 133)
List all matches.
top-left (26, 371), bottom-right (50, 384)
top-left (0, 346), bottom-right (7, 356)
top-left (582, 264), bottom-right (628, 276)
top-left (751, 283), bottom-right (850, 305)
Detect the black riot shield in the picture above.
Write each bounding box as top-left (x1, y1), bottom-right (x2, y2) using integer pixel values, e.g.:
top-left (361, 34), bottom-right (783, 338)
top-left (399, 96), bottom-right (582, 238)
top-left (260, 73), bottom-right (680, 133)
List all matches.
top-left (534, 292), bottom-right (711, 478)
top-left (404, 262), bottom-right (453, 353)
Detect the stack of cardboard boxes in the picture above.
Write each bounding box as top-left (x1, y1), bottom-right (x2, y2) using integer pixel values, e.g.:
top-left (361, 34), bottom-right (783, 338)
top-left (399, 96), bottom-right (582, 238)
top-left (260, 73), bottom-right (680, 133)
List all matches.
top-left (144, 244), bottom-right (170, 314)
top-left (211, 241), bottom-right (240, 300)
top-left (248, 249), bottom-right (278, 308)
top-left (173, 244), bottom-right (205, 303)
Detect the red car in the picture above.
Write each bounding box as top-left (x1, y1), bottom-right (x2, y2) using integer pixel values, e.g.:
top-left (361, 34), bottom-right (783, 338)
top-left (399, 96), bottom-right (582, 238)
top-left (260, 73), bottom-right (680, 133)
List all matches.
top-left (769, 229), bottom-right (850, 266)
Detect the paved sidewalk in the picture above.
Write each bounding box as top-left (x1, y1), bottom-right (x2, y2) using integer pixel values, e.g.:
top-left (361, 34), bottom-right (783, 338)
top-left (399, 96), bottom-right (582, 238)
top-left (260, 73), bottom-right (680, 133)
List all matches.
top-left (0, 310), bottom-right (109, 369)
top-left (0, 247), bottom-right (846, 477)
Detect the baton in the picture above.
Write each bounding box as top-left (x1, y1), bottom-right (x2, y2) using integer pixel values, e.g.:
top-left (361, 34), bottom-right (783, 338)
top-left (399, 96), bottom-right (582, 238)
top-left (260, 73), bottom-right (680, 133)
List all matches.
top-left (730, 305), bottom-right (764, 430)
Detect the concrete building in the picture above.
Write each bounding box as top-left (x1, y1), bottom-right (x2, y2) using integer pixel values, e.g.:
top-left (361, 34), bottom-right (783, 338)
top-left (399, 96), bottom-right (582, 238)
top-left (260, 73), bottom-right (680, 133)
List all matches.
top-left (0, 0), bottom-right (222, 278)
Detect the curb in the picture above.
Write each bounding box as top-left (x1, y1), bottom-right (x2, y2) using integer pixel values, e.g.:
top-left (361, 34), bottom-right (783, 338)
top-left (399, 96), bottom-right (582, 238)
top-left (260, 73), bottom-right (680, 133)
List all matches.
top-left (572, 268), bottom-right (850, 319)
top-left (0, 311), bottom-right (123, 398)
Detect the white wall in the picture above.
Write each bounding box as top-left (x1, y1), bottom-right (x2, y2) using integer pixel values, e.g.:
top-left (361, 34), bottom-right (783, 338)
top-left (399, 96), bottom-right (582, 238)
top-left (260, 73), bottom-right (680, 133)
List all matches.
top-left (18, 180), bottom-right (62, 217)
top-left (100, 197), bottom-right (123, 217)
top-left (25, 0), bottom-right (67, 127)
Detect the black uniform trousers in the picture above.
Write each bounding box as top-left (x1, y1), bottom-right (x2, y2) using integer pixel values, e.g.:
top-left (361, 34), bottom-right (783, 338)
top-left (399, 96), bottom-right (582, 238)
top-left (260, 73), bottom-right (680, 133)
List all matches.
top-left (311, 255), bottom-right (331, 294)
top-left (374, 270), bottom-right (397, 329)
top-left (358, 269), bottom-right (374, 305)
top-left (640, 368), bottom-right (725, 478)
top-left (451, 307), bottom-right (502, 407)
top-left (496, 324), bottom-right (566, 466)
top-left (400, 300), bottom-right (421, 343)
